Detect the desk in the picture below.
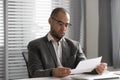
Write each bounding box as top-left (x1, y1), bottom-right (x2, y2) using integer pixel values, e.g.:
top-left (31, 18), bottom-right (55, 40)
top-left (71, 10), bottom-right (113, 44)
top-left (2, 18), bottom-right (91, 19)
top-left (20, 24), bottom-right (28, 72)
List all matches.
top-left (17, 76), bottom-right (72, 80)
top-left (18, 71), bottom-right (120, 80)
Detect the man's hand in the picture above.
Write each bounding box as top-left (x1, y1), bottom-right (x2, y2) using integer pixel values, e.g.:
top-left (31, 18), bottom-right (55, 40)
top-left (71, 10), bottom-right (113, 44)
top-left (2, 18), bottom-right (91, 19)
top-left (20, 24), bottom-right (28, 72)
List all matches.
top-left (52, 67), bottom-right (71, 77)
top-left (96, 63), bottom-right (107, 74)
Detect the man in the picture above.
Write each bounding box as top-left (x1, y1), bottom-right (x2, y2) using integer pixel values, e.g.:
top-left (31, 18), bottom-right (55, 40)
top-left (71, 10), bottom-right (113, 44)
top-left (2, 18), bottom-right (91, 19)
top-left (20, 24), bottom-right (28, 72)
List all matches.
top-left (28, 7), bottom-right (107, 78)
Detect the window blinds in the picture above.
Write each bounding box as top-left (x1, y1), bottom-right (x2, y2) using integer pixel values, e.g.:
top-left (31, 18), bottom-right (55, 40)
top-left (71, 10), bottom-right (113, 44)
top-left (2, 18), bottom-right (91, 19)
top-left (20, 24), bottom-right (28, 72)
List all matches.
top-left (52, 0), bottom-right (70, 13)
top-left (31, 0), bottom-right (51, 39)
top-left (0, 0), bottom-right (4, 80)
top-left (7, 0), bottom-right (34, 79)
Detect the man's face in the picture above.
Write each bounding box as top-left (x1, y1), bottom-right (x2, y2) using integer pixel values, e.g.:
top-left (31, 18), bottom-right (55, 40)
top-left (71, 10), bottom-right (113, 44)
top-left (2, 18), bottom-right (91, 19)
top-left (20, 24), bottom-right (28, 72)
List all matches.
top-left (49, 12), bottom-right (71, 40)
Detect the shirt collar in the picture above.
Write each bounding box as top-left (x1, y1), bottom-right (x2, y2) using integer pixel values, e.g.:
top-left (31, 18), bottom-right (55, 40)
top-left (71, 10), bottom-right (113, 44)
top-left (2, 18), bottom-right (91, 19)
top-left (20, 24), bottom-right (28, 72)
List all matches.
top-left (47, 32), bottom-right (65, 42)
top-left (47, 32), bottom-right (54, 42)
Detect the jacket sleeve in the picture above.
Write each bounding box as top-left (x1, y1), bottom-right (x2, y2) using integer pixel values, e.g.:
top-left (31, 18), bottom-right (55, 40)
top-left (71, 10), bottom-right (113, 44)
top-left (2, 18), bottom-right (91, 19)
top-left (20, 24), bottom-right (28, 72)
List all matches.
top-left (32, 69), bottom-right (53, 77)
top-left (27, 41), bottom-right (53, 77)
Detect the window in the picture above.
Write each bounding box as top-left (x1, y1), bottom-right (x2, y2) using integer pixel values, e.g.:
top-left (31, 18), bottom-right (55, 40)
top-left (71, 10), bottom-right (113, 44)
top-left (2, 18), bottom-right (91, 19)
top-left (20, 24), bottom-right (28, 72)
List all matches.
top-left (0, 0), bottom-right (84, 80)
top-left (0, 0), bottom-right (4, 80)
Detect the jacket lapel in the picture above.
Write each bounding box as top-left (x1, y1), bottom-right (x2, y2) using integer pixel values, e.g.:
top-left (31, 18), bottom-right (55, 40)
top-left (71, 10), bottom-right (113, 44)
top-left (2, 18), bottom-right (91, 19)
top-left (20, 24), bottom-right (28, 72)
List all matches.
top-left (46, 40), bottom-right (58, 67)
top-left (61, 39), bottom-right (70, 66)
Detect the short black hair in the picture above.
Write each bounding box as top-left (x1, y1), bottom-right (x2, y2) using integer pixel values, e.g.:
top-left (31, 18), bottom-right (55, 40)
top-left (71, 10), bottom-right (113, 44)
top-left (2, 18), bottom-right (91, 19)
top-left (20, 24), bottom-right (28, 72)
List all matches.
top-left (50, 7), bottom-right (68, 18)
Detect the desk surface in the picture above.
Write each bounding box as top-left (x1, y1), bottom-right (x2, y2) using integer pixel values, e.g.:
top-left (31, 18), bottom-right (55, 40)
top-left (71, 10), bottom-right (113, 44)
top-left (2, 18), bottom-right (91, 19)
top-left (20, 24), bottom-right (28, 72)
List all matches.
top-left (17, 71), bottom-right (120, 80)
top-left (17, 76), bottom-right (72, 80)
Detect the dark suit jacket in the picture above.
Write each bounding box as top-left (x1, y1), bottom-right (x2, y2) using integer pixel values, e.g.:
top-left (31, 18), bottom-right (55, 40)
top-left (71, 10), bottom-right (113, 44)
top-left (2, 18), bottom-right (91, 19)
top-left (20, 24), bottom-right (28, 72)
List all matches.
top-left (27, 35), bottom-right (86, 77)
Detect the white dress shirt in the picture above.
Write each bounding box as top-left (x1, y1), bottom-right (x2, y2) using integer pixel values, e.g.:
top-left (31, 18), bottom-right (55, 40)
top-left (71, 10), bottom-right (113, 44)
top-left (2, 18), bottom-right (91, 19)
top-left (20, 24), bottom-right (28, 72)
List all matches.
top-left (47, 33), bottom-right (63, 66)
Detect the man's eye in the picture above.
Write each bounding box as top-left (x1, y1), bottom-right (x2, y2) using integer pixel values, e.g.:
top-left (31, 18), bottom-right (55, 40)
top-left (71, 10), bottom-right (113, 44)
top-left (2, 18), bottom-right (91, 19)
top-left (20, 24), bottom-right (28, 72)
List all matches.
top-left (58, 21), bottom-right (64, 26)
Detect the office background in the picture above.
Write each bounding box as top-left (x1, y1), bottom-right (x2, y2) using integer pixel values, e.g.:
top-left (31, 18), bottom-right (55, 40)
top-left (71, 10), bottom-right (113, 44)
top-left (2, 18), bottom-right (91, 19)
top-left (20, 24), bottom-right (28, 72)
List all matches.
top-left (0, 0), bottom-right (120, 80)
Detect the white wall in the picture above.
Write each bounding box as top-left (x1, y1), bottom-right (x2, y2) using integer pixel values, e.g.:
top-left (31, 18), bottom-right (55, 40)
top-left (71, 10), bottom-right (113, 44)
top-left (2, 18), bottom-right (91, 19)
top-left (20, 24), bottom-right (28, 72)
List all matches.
top-left (86, 0), bottom-right (99, 58)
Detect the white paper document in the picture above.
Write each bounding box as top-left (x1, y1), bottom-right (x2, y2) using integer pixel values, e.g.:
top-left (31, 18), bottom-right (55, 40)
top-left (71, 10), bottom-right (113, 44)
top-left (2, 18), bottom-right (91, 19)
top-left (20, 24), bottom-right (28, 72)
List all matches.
top-left (71, 56), bottom-right (102, 74)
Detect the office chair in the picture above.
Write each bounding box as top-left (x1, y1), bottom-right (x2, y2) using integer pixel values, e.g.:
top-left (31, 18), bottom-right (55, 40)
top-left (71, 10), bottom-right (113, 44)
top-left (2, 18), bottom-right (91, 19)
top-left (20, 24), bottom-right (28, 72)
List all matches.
top-left (22, 52), bottom-right (31, 78)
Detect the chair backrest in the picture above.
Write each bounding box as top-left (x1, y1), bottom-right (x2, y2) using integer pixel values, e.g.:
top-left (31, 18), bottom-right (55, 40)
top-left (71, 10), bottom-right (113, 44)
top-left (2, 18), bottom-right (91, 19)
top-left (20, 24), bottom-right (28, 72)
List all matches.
top-left (22, 52), bottom-right (28, 66)
top-left (22, 52), bottom-right (31, 78)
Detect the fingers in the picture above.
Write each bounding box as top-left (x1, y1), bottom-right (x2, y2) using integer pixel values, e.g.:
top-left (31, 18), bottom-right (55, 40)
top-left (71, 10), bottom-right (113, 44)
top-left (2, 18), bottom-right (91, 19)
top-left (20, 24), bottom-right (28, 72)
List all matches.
top-left (59, 68), bottom-right (70, 77)
top-left (96, 63), bottom-right (107, 74)
top-left (52, 67), bottom-right (71, 77)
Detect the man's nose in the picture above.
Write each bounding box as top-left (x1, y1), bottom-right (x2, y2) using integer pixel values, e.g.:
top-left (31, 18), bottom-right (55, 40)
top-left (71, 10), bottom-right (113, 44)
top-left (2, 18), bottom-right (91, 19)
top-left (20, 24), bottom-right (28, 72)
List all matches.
top-left (60, 25), bottom-right (67, 30)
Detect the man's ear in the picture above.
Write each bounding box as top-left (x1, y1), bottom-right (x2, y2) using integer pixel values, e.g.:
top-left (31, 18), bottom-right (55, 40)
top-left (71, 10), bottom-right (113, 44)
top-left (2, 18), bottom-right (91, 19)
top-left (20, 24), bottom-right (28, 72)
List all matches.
top-left (48, 17), bottom-right (52, 24)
